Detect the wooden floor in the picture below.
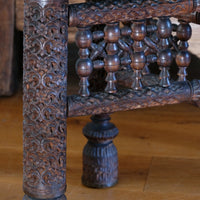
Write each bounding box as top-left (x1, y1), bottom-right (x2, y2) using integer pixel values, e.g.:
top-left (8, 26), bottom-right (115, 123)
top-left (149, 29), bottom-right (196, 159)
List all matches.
top-left (1, 91), bottom-right (200, 199)
top-left (1, 23), bottom-right (200, 200)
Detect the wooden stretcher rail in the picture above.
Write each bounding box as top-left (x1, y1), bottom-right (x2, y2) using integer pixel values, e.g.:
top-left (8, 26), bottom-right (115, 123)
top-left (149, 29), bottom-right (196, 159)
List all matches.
top-left (67, 80), bottom-right (200, 117)
top-left (68, 0), bottom-right (200, 27)
top-left (175, 11), bottom-right (200, 23)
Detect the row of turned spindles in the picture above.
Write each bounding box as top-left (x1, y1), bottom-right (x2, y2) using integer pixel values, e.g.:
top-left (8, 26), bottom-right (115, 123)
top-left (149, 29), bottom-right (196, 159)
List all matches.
top-left (75, 18), bottom-right (192, 97)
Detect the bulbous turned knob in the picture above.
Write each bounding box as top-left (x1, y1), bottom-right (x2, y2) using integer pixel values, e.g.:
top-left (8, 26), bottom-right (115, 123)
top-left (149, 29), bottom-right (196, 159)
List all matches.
top-left (106, 43), bottom-right (118, 55)
top-left (75, 27), bottom-right (93, 97)
top-left (176, 22), bottom-right (192, 41)
top-left (176, 51), bottom-right (191, 67)
top-left (157, 49), bottom-right (173, 67)
top-left (104, 55), bottom-right (120, 94)
top-left (75, 28), bottom-right (92, 48)
top-left (76, 58), bottom-right (93, 77)
top-left (158, 49), bottom-right (172, 87)
top-left (104, 23), bottom-right (120, 94)
top-left (131, 52), bottom-right (146, 70)
top-left (131, 21), bottom-right (146, 41)
top-left (157, 17), bottom-right (172, 38)
top-left (104, 23), bottom-right (120, 43)
top-left (104, 55), bottom-right (120, 72)
top-left (176, 51), bottom-right (191, 81)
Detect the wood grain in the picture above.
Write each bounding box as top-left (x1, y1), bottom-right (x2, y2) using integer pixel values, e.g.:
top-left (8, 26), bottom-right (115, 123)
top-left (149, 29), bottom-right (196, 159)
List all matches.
top-left (3, 2), bottom-right (200, 199)
top-left (0, 0), bottom-right (15, 95)
top-left (145, 157), bottom-right (200, 194)
top-left (2, 91), bottom-right (200, 199)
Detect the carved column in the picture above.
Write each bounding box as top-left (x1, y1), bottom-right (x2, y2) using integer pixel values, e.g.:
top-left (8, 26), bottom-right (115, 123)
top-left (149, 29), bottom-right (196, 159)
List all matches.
top-left (23, 0), bottom-right (68, 199)
top-left (82, 114), bottom-right (119, 188)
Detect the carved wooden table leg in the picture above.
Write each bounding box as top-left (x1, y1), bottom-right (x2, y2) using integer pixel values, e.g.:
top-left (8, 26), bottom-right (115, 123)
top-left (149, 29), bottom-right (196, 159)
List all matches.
top-left (82, 114), bottom-right (119, 188)
top-left (23, 0), bottom-right (68, 199)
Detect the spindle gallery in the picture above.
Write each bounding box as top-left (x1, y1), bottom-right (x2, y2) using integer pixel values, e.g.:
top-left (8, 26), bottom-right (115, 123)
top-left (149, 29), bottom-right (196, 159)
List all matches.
top-left (23, 0), bottom-right (200, 199)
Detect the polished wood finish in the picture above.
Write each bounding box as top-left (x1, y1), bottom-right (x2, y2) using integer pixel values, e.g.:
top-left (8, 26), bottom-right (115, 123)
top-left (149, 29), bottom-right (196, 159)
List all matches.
top-left (176, 21), bottom-right (191, 81)
top-left (68, 0), bottom-right (196, 27)
top-left (76, 27), bottom-right (93, 96)
top-left (131, 20), bottom-right (146, 90)
top-left (68, 80), bottom-right (199, 117)
top-left (16, 0), bottom-right (83, 31)
top-left (157, 17), bottom-right (172, 87)
top-left (3, 92), bottom-right (200, 200)
top-left (104, 23), bottom-right (120, 93)
top-left (176, 11), bottom-right (200, 24)
top-left (16, 1), bottom-right (200, 32)
top-left (22, 0), bottom-right (200, 199)
top-left (23, 0), bottom-right (68, 199)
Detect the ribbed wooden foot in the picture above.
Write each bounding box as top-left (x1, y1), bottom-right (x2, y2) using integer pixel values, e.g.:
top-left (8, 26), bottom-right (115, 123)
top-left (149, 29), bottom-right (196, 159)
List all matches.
top-left (82, 114), bottom-right (118, 188)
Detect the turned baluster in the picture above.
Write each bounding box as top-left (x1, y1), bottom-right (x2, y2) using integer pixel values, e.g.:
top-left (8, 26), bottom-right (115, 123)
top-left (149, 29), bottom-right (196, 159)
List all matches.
top-left (104, 23), bottom-right (120, 93)
top-left (75, 27), bottom-right (93, 96)
top-left (175, 21), bottom-right (192, 81)
top-left (131, 20), bottom-right (146, 90)
top-left (157, 17), bottom-right (173, 87)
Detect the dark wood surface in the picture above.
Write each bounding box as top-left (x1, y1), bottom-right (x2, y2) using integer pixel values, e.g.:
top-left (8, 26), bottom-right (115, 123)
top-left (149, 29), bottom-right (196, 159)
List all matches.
top-left (3, 90), bottom-right (200, 200)
top-left (68, 0), bottom-right (195, 27)
top-left (82, 114), bottom-right (119, 188)
top-left (0, 0), bottom-right (15, 95)
top-left (23, 0), bottom-right (68, 199)
top-left (16, 0), bottom-right (84, 31)
top-left (22, 0), bottom-right (200, 199)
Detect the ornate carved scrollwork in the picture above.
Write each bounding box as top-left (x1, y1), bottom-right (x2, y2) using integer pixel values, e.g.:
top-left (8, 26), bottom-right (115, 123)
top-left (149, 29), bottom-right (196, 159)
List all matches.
top-left (68, 80), bottom-right (194, 117)
top-left (23, 0), bottom-right (68, 199)
top-left (22, 0), bottom-right (200, 198)
top-left (69, 0), bottom-right (195, 27)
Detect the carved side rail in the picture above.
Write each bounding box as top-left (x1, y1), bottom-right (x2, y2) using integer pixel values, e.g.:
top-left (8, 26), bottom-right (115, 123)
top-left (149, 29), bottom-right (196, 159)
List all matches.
top-left (68, 80), bottom-right (200, 117)
top-left (22, 0), bottom-right (200, 198)
top-left (68, 0), bottom-right (200, 27)
top-left (176, 11), bottom-right (200, 23)
top-left (68, 1), bottom-right (200, 190)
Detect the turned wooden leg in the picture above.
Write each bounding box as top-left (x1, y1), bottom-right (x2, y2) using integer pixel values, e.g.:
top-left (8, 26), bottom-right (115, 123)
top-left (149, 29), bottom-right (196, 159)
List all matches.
top-left (82, 114), bottom-right (118, 188)
top-left (23, 0), bottom-right (68, 199)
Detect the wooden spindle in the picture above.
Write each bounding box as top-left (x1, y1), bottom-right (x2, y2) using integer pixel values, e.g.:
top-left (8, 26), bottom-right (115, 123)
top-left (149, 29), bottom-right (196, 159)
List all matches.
top-left (157, 17), bottom-right (173, 87)
top-left (90, 41), bottom-right (106, 60)
top-left (131, 20), bottom-right (146, 90)
top-left (75, 27), bottom-right (93, 96)
top-left (175, 21), bottom-right (192, 81)
top-left (104, 23), bottom-right (120, 93)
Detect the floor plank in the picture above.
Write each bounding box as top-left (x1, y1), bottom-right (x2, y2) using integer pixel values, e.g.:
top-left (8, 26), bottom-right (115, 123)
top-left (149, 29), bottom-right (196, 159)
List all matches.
top-left (2, 15), bottom-right (200, 200)
top-left (145, 157), bottom-right (200, 194)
